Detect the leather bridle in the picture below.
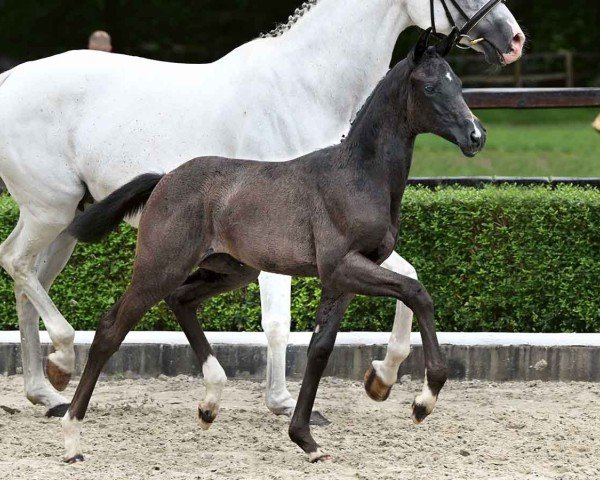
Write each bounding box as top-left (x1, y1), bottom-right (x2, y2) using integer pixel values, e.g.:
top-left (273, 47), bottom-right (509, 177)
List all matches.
top-left (430, 0), bottom-right (506, 49)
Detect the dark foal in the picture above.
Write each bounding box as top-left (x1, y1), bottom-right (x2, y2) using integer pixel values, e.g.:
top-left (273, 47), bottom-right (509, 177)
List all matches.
top-left (63, 29), bottom-right (486, 463)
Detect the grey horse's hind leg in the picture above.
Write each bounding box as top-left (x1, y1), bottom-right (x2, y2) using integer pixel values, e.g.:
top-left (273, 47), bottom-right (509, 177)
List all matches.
top-left (0, 211), bottom-right (78, 407)
top-left (9, 223), bottom-right (76, 415)
top-left (29, 230), bottom-right (78, 415)
top-left (165, 262), bottom-right (259, 429)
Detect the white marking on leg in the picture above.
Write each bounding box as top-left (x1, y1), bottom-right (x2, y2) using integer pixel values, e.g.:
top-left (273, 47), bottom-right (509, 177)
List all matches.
top-left (413, 369), bottom-right (438, 419)
top-left (199, 355), bottom-right (227, 429)
top-left (62, 413), bottom-right (82, 461)
top-left (309, 449), bottom-right (332, 463)
top-left (202, 355), bottom-right (227, 404)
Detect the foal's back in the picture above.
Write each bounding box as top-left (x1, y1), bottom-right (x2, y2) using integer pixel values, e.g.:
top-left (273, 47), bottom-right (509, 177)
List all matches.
top-left (139, 155), bottom-right (326, 276)
top-left (139, 146), bottom-right (391, 276)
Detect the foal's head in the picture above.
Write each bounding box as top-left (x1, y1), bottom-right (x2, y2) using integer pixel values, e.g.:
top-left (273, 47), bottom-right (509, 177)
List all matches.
top-left (407, 29), bottom-right (486, 157)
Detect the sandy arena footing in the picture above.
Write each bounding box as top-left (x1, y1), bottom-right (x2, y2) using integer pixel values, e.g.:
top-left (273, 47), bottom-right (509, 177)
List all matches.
top-left (0, 375), bottom-right (599, 479)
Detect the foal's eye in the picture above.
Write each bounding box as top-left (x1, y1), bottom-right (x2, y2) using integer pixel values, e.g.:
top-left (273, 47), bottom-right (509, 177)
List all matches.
top-left (424, 84), bottom-right (435, 94)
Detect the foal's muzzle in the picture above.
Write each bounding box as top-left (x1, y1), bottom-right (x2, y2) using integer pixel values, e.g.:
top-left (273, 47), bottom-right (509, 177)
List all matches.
top-left (459, 117), bottom-right (486, 157)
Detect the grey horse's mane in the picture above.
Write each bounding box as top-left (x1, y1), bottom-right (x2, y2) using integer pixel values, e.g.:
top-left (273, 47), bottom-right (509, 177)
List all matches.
top-left (260, 0), bottom-right (319, 38)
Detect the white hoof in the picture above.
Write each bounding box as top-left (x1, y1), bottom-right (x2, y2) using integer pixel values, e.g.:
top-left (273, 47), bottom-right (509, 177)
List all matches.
top-left (266, 393), bottom-right (296, 417)
top-left (309, 449), bottom-right (333, 463)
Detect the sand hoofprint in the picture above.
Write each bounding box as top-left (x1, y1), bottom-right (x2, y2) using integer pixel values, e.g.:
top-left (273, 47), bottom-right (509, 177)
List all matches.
top-left (0, 375), bottom-right (598, 479)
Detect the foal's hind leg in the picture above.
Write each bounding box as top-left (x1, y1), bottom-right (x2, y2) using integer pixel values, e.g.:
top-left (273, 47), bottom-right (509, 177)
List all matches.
top-left (63, 268), bottom-right (195, 462)
top-left (63, 209), bottom-right (205, 462)
top-left (165, 261), bottom-right (259, 429)
top-left (364, 252), bottom-right (417, 402)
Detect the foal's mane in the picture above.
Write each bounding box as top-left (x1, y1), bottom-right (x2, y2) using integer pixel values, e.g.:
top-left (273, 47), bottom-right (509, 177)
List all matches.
top-left (260, 0), bottom-right (319, 38)
top-left (345, 57), bottom-right (413, 140)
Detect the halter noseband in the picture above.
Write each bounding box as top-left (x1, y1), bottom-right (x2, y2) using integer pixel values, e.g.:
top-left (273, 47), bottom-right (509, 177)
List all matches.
top-left (430, 0), bottom-right (505, 49)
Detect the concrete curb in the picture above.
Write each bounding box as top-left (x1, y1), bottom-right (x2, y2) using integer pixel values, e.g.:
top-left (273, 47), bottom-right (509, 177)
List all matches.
top-left (1, 332), bottom-right (599, 382)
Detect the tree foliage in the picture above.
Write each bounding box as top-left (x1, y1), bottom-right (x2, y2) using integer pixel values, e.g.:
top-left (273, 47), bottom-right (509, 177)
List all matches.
top-left (0, 0), bottom-right (598, 68)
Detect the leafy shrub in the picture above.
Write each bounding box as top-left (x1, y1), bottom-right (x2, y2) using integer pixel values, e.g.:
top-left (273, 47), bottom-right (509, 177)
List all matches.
top-left (0, 186), bottom-right (597, 332)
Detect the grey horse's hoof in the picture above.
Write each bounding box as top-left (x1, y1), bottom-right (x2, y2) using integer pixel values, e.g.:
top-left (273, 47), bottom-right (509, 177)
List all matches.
top-left (363, 366), bottom-right (392, 402)
top-left (45, 358), bottom-right (72, 392)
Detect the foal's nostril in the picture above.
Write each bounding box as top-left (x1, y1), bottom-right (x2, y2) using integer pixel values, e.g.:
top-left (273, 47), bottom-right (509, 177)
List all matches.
top-left (470, 131), bottom-right (481, 144)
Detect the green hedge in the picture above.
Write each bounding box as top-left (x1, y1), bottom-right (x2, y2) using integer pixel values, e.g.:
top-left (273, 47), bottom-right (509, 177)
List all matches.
top-left (0, 186), bottom-right (598, 332)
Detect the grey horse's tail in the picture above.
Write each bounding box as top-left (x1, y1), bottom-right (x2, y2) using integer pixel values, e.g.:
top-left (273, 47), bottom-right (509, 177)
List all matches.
top-left (68, 173), bottom-right (164, 243)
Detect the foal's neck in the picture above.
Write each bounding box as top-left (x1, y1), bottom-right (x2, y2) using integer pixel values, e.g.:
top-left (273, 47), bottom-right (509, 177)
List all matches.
top-left (343, 65), bottom-right (416, 203)
top-left (273, 0), bottom-right (410, 126)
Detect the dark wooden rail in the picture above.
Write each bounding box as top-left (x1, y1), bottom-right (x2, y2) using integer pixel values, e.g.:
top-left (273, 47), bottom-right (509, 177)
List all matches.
top-left (463, 88), bottom-right (600, 109)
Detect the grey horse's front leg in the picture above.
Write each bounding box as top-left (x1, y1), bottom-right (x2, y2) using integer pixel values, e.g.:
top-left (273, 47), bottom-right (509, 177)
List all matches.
top-left (364, 251), bottom-right (418, 402)
top-left (258, 272), bottom-right (296, 416)
top-left (288, 290), bottom-right (354, 462)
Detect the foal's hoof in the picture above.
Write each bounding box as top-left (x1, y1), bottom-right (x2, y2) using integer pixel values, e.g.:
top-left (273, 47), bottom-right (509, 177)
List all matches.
top-left (64, 454), bottom-right (84, 464)
top-left (309, 411), bottom-right (331, 427)
top-left (45, 359), bottom-right (72, 392)
top-left (45, 403), bottom-right (70, 418)
top-left (309, 449), bottom-right (334, 463)
top-left (363, 366), bottom-right (392, 402)
top-left (198, 404), bottom-right (218, 430)
top-left (411, 401), bottom-right (432, 424)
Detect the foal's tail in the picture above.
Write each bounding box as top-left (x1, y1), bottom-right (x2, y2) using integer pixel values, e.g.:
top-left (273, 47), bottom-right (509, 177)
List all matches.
top-left (68, 173), bottom-right (164, 243)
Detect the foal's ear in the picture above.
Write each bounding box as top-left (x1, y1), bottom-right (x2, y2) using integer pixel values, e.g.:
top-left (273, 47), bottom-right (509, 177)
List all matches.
top-left (412, 27), bottom-right (432, 63)
top-left (435, 27), bottom-right (459, 57)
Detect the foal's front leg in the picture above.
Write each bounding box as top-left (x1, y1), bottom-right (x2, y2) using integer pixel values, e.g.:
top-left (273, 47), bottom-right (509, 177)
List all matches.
top-left (326, 252), bottom-right (447, 424)
top-left (288, 291), bottom-right (354, 462)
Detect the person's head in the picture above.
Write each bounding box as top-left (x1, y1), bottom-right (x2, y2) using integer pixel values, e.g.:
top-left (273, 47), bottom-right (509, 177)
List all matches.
top-left (88, 31), bottom-right (112, 52)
